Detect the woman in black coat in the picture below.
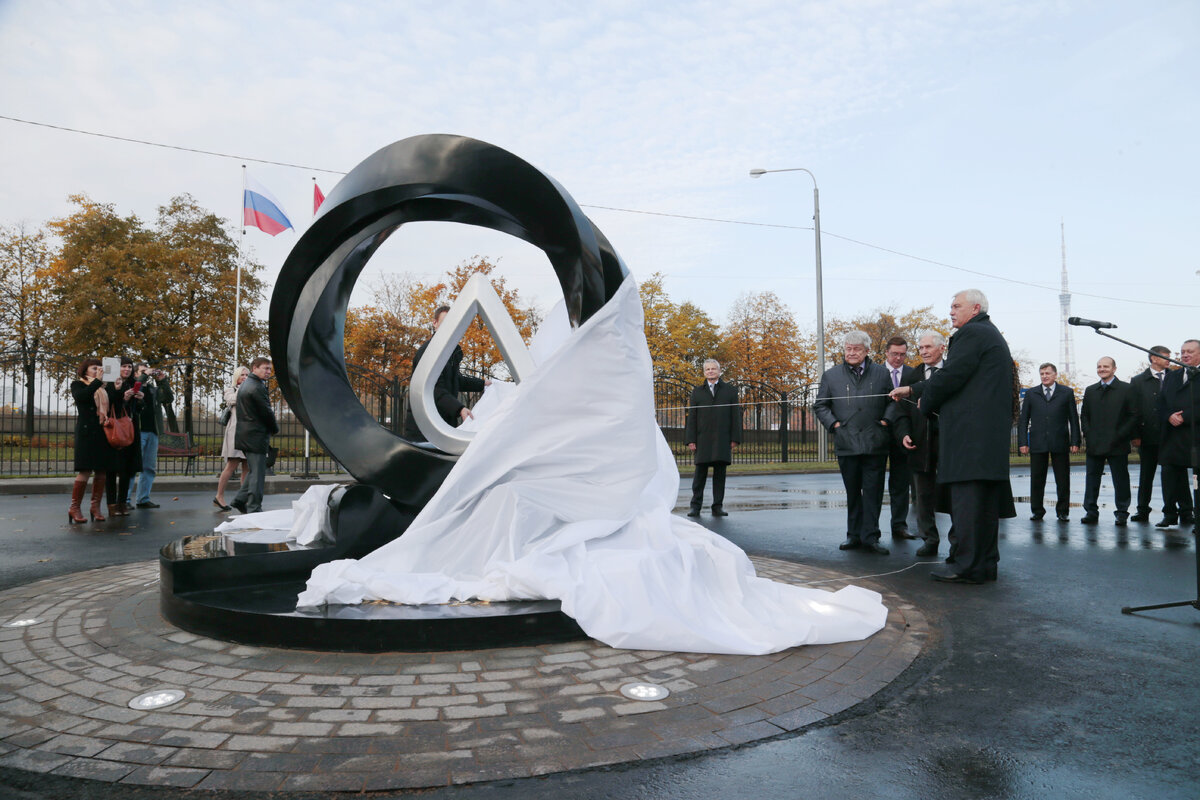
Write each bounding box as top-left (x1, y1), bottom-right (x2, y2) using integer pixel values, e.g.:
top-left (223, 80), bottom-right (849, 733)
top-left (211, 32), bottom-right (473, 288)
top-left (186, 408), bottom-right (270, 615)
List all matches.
top-left (69, 358), bottom-right (116, 523)
top-left (104, 357), bottom-right (144, 517)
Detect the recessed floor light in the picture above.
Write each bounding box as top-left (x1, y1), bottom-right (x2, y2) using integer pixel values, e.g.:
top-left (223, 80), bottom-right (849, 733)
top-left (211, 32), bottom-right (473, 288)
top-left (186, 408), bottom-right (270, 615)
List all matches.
top-left (620, 682), bottom-right (670, 701)
top-left (129, 689), bottom-right (186, 710)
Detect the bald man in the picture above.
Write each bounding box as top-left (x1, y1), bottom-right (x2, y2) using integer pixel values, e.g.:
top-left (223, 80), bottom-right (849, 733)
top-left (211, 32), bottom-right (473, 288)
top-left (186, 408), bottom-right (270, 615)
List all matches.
top-left (1079, 356), bottom-right (1137, 525)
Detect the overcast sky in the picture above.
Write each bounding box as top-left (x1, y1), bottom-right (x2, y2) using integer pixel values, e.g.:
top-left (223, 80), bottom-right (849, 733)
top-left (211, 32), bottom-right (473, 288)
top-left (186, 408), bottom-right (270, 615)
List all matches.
top-left (2, 0), bottom-right (1197, 382)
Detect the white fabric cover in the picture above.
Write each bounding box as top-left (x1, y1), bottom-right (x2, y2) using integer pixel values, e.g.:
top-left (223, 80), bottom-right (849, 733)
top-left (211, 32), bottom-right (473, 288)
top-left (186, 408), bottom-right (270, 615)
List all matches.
top-left (296, 277), bottom-right (887, 655)
top-left (216, 484), bottom-right (343, 545)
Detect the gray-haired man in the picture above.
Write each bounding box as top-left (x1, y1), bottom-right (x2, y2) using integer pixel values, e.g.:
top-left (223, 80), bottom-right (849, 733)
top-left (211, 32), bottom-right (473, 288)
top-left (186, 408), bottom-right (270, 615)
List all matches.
top-left (814, 331), bottom-right (896, 555)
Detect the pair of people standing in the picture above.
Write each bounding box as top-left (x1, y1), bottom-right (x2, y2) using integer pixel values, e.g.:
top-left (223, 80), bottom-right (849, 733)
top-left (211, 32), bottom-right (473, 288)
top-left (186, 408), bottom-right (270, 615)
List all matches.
top-left (214, 358), bottom-right (277, 515)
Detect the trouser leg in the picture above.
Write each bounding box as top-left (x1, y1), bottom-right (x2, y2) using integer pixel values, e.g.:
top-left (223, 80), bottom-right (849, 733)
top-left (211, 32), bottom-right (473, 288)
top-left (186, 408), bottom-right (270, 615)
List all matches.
top-left (1161, 465), bottom-right (1187, 520)
top-left (1083, 457), bottom-right (1103, 516)
top-left (912, 469), bottom-right (939, 544)
top-left (1109, 454), bottom-right (1131, 516)
top-left (1050, 450), bottom-right (1071, 516)
top-left (859, 453), bottom-right (887, 545)
top-left (136, 432), bottom-right (158, 504)
top-left (1029, 452), bottom-right (1049, 516)
top-left (690, 464), bottom-right (709, 512)
top-left (838, 456), bottom-right (864, 543)
top-left (1136, 444), bottom-right (1159, 516)
top-left (244, 451), bottom-right (267, 512)
top-left (887, 446), bottom-right (911, 530)
top-left (711, 463), bottom-right (727, 509)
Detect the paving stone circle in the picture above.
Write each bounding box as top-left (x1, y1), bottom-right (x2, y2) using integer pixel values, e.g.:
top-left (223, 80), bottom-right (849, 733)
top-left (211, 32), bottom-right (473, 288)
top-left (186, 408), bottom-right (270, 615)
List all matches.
top-left (0, 558), bottom-right (927, 792)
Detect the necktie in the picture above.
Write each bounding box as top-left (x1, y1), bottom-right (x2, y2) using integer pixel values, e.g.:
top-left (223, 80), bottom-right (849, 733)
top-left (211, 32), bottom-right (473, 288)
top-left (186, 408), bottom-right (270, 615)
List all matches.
top-left (892, 368), bottom-right (900, 389)
top-left (853, 365), bottom-right (863, 379)
top-left (926, 366), bottom-right (935, 379)
top-left (1044, 386), bottom-right (1052, 401)
top-left (1156, 371), bottom-right (1164, 387)
top-left (710, 383), bottom-right (716, 396)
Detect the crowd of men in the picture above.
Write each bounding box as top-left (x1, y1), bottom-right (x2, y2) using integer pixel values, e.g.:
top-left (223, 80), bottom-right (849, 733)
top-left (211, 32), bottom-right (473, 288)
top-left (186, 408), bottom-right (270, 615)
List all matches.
top-left (684, 288), bottom-right (1200, 587)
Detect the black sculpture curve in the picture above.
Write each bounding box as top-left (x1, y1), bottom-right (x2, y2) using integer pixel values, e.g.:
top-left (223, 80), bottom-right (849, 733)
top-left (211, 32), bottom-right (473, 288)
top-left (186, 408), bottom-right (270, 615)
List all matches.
top-left (268, 134), bottom-right (628, 507)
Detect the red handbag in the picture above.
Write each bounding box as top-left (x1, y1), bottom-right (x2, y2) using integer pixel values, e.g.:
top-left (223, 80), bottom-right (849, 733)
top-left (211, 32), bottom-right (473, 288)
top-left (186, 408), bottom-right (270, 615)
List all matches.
top-left (103, 413), bottom-right (135, 449)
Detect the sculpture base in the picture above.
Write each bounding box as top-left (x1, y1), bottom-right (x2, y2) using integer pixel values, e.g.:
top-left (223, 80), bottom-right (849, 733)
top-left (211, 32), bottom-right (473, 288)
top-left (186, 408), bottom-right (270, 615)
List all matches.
top-left (158, 484), bottom-right (586, 652)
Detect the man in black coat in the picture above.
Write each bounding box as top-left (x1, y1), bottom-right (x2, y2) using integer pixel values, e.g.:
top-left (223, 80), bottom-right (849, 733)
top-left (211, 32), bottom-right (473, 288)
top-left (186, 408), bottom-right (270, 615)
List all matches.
top-left (893, 332), bottom-right (947, 557)
top-left (684, 359), bottom-right (741, 516)
top-left (404, 305), bottom-right (489, 442)
top-left (890, 289), bottom-right (1014, 584)
top-left (815, 331), bottom-right (896, 555)
top-left (232, 357), bottom-right (279, 515)
top-left (1080, 357), bottom-right (1138, 525)
top-left (1017, 362), bottom-right (1081, 521)
top-left (1156, 339), bottom-right (1200, 531)
top-left (883, 336), bottom-right (919, 540)
top-left (1129, 346), bottom-right (1172, 523)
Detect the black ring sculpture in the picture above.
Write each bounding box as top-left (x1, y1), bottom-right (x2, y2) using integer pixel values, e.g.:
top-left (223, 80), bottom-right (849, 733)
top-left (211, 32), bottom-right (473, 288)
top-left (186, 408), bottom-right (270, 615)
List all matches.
top-left (270, 134), bottom-right (628, 507)
top-left (161, 135), bottom-right (628, 651)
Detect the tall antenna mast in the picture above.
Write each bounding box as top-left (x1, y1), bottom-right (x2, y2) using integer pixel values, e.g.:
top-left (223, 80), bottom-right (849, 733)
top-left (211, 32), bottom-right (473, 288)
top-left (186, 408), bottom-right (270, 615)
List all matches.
top-left (1058, 220), bottom-right (1074, 377)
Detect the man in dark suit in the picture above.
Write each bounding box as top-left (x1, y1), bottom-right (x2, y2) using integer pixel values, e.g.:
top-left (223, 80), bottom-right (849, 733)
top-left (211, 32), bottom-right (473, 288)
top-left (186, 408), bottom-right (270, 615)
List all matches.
top-left (890, 289), bottom-right (1014, 584)
top-left (1156, 339), bottom-right (1200, 531)
top-left (893, 331), bottom-right (947, 557)
top-left (404, 305), bottom-right (489, 442)
top-left (815, 331), bottom-right (896, 555)
top-left (1129, 346), bottom-right (1172, 523)
top-left (1017, 362), bottom-right (1081, 521)
top-left (1080, 357), bottom-right (1138, 525)
top-left (685, 359), bottom-right (741, 517)
top-left (232, 357), bottom-right (279, 515)
top-left (883, 336), bottom-right (918, 540)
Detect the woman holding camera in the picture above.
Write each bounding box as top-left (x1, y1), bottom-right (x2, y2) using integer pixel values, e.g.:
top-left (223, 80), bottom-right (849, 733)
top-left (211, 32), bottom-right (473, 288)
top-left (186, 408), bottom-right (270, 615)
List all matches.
top-left (69, 358), bottom-right (115, 523)
top-left (104, 357), bottom-right (143, 517)
top-left (214, 366), bottom-right (249, 511)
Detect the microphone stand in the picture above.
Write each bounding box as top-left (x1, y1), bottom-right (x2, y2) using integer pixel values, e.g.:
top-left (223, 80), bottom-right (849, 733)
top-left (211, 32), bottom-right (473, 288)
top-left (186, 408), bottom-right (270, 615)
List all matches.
top-left (1079, 326), bottom-right (1199, 615)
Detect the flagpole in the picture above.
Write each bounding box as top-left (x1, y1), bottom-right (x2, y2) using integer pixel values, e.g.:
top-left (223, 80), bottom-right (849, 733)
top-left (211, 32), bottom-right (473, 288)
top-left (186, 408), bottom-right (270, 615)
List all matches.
top-left (234, 165), bottom-right (245, 371)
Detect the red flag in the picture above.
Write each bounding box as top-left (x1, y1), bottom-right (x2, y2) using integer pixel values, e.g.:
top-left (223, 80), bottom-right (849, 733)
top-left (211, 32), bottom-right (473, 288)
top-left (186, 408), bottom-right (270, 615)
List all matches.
top-left (313, 182), bottom-right (326, 216)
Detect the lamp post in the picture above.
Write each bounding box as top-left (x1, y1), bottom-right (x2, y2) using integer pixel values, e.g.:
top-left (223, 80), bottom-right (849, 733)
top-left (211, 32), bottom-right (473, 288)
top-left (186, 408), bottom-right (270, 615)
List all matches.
top-left (749, 166), bottom-right (827, 461)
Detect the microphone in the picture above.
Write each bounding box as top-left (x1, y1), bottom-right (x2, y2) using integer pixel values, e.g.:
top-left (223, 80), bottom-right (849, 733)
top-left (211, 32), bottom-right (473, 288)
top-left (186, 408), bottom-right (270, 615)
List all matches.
top-left (1067, 317), bottom-right (1117, 329)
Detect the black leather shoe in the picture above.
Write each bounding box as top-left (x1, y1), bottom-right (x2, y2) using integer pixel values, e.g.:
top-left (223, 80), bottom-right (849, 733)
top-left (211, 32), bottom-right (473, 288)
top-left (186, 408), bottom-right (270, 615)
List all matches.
top-left (930, 569), bottom-right (984, 585)
top-left (1115, 514), bottom-right (1128, 527)
top-left (711, 507), bottom-right (729, 517)
top-left (1155, 517), bottom-right (1178, 528)
top-left (231, 499), bottom-right (248, 514)
top-left (1056, 513), bottom-right (1070, 521)
top-left (1029, 513), bottom-right (1045, 521)
top-left (1130, 513), bottom-right (1149, 522)
top-left (1182, 514), bottom-right (1196, 526)
top-left (838, 538), bottom-right (862, 551)
top-left (1079, 515), bottom-right (1099, 525)
top-left (915, 542), bottom-right (938, 557)
top-left (686, 509), bottom-right (700, 517)
top-left (862, 542), bottom-right (890, 555)
top-left (892, 528), bottom-right (918, 540)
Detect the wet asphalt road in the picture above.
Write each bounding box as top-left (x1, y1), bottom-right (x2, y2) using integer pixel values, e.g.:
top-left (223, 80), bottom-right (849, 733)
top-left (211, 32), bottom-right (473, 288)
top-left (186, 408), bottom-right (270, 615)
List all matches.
top-left (1, 467), bottom-right (1198, 799)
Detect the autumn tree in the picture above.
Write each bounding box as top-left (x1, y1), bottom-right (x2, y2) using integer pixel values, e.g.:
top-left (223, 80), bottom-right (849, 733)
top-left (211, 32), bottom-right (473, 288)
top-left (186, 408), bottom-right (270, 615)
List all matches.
top-left (44, 194), bottom-right (266, 432)
top-left (638, 273), bottom-right (720, 380)
top-left (824, 305), bottom-right (951, 366)
top-left (0, 223), bottom-right (55, 435)
top-left (718, 291), bottom-right (806, 389)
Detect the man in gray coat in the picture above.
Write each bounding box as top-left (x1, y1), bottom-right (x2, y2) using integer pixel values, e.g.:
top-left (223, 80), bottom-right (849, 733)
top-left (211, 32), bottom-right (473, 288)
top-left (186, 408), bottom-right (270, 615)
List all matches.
top-left (891, 289), bottom-right (1014, 584)
top-left (685, 359), bottom-right (741, 516)
top-left (815, 331), bottom-right (895, 555)
top-left (232, 357), bottom-right (279, 515)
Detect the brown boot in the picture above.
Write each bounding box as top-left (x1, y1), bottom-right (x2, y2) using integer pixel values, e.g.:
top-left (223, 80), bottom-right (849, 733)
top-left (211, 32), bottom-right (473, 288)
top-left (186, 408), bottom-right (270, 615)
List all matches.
top-left (89, 474), bottom-right (107, 522)
top-left (68, 477), bottom-right (87, 524)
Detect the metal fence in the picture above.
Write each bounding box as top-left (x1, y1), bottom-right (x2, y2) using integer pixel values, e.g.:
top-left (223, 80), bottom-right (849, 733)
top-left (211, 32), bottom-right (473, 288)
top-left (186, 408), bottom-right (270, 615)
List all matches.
top-left (1, 349), bottom-right (1018, 477)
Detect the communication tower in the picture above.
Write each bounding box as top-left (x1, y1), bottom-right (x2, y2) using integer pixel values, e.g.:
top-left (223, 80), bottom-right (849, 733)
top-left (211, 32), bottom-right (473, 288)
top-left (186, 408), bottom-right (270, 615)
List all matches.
top-left (1058, 221), bottom-right (1074, 377)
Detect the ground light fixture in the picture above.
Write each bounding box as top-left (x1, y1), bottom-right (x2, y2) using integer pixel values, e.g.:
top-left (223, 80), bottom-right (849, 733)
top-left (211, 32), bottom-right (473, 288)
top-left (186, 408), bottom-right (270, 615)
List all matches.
top-left (619, 682), bottom-right (670, 701)
top-left (128, 689), bottom-right (187, 710)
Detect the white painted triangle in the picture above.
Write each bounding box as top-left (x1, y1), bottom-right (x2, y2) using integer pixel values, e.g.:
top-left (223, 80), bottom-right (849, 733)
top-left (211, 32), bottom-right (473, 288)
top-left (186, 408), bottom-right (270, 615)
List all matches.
top-left (409, 274), bottom-right (535, 454)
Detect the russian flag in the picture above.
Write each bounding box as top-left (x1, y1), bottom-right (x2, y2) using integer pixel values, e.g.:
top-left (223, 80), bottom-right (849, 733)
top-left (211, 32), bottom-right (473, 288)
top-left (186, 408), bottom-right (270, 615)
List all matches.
top-left (243, 172), bottom-right (294, 236)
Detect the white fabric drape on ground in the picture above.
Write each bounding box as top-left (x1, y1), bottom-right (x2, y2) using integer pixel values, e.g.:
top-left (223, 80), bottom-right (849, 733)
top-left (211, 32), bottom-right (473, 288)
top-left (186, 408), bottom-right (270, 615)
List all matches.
top-left (296, 276), bottom-right (887, 655)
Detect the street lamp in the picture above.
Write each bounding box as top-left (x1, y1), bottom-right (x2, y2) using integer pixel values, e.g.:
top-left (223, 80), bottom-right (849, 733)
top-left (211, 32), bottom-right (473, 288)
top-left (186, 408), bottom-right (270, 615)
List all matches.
top-left (749, 167), bottom-right (827, 461)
